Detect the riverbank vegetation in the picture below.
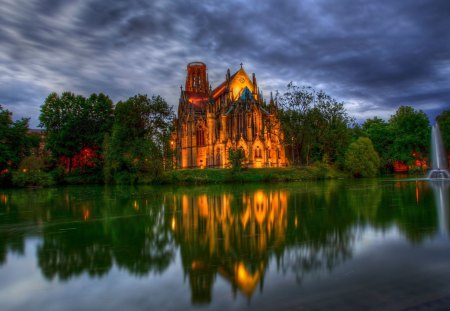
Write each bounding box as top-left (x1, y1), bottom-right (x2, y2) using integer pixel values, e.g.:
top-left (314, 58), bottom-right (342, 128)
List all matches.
top-left (1, 83), bottom-right (448, 188)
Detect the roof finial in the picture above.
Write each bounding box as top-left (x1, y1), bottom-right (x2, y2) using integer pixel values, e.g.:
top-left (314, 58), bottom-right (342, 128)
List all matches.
top-left (240, 62), bottom-right (243, 68)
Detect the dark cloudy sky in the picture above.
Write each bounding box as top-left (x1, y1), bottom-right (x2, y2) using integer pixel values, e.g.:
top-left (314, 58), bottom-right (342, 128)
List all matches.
top-left (1, 0), bottom-right (449, 128)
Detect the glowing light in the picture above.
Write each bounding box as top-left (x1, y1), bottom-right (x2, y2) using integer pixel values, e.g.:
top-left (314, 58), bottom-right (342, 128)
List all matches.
top-left (234, 262), bottom-right (261, 296)
top-left (171, 217), bottom-right (176, 230)
top-left (133, 200), bottom-right (139, 210)
top-left (83, 209), bottom-right (90, 221)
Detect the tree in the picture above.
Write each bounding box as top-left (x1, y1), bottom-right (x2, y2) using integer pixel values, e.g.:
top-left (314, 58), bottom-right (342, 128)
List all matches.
top-left (0, 105), bottom-right (36, 176)
top-left (103, 94), bottom-right (173, 184)
top-left (345, 137), bottom-right (380, 177)
top-left (388, 106), bottom-right (430, 166)
top-left (39, 92), bottom-right (113, 172)
top-left (228, 148), bottom-right (246, 170)
top-left (362, 117), bottom-right (394, 169)
top-left (436, 110), bottom-right (450, 155)
top-left (278, 83), bottom-right (352, 166)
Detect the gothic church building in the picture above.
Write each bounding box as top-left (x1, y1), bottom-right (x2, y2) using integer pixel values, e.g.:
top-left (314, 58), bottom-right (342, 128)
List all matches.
top-left (174, 62), bottom-right (287, 168)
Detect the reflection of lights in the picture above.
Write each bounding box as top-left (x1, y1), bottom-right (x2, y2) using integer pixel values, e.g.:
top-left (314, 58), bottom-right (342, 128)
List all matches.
top-left (83, 209), bottom-right (90, 221)
top-left (191, 260), bottom-right (205, 270)
top-left (0, 194), bottom-right (7, 205)
top-left (133, 200), bottom-right (139, 210)
top-left (295, 216), bottom-right (298, 228)
top-left (416, 180), bottom-right (419, 204)
top-left (255, 191), bottom-right (264, 205)
top-left (171, 217), bottom-right (176, 230)
top-left (235, 262), bottom-right (261, 295)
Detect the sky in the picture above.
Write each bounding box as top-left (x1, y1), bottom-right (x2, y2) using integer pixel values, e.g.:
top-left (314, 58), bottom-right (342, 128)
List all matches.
top-left (1, 0), bottom-right (449, 128)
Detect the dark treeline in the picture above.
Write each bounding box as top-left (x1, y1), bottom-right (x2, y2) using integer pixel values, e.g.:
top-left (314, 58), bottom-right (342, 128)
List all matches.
top-left (277, 83), bottom-right (449, 176)
top-left (0, 86), bottom-right (449, 187)
top-left (0, 92), bottom-right (174, 187)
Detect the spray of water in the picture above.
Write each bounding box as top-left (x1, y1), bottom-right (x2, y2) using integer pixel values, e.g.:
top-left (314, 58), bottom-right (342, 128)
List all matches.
top-left (428, 124), bottom-right (450, 179)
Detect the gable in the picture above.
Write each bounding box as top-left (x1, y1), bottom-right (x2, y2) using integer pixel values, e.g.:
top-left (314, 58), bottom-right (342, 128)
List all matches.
top-left (229, 68), bottom-right (254, 100)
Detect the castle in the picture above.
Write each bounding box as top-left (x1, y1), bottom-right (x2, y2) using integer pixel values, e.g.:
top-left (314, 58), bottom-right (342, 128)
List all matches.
top-left (174, 62), bottom-right (287, 168)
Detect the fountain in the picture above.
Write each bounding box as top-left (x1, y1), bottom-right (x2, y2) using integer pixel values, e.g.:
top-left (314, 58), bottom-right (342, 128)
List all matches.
top-left (427, 124), bottom-right (450, 179)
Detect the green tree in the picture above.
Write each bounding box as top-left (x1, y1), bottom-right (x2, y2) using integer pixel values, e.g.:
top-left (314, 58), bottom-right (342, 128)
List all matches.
top-left (104, 94), bottom-right (172, 184)
top-left (278, 84), bottom-right (352, 166)
top-left (436, 110), bottom-right (450, 155)
top-left (345, 137), bottom-right (380, 177)
top-left (362, 117), bottom-right (394, 169)
top-left (39, 92), bottom-right (113, 172)
top-left (388, 106), bottom-right (430, 166)
top-left (228, 148), bottom-right (246, 170)
top-left (0, 105), bottom-right (36, 179)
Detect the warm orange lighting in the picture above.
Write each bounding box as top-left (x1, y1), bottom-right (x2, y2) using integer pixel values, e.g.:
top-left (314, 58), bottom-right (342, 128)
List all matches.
top-left (171, 217), bottom-right (176, 230)
top-left (22, 168), bottom-right (27, 173)
top-left (83, 209), bottom-right (90, 221)
top-left (295, 216), bottom-right (298, 228)
top-left (0, 195), bottom-right (7, 205)
top-left (234, 262), bottom-right (261, 296)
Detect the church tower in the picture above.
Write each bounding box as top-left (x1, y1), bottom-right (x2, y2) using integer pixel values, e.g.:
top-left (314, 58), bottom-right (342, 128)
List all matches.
top-left (185, 62), bottom-right (209, 95)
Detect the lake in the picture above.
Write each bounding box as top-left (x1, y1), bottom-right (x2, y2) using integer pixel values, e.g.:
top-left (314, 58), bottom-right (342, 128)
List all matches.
top-left (1, 179), bottom-right (449, 310)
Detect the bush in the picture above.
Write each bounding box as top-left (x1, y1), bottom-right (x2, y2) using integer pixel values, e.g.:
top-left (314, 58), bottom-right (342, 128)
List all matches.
top-left (345, 137), bottom-right (380, 177)
top-left (12, 170), bottom-right (54, 187)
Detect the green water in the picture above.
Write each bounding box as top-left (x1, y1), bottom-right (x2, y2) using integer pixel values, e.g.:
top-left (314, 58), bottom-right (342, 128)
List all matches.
top-left (0, 179), bottom-right (449, 310)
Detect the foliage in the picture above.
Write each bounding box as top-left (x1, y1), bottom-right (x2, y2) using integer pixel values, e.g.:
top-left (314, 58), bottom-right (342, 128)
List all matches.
top-left (436, 110), bottom-right (450, 153)
top-left (389, 106), bottom-right (430, 165)
top-left (278, 83), bottom-right (353, 166)
top-left (362, 117), bottom-right (394, 168)
top-left (0, 105), bottom-right (36, 174)
top-left (39, 92), bottom-right (113, 172)
top-left (103, 94), bottom-right (173, 184)
top-left (12, 155), bottom-right (54, 187)
top-left (166, 166), bottom-right (345, 184)
top-left (345, 137), bottom-right (380, 177)
top-left (228, 148), bottom-right (246, 170)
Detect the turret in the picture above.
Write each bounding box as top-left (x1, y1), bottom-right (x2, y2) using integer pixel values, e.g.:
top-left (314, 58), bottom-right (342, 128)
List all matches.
top-left (186, 62), bottom-right (208, 94)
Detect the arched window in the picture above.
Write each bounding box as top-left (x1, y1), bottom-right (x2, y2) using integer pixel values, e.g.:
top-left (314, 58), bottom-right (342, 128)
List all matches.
top-left (196, 126), bottom-right (205, 146)
top-left (255, 146), bottom-right (262, 158)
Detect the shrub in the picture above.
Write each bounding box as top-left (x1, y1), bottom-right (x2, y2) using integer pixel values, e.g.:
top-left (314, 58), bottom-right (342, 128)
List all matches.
top-left (345, 137), bottom-right (380, 177)
top-left (12, 170), bottom-right (54, 187)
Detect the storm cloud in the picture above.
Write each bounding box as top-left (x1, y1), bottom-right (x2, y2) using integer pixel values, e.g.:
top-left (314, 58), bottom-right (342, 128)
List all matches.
top-left (1, 0), bottom-right (449, 127)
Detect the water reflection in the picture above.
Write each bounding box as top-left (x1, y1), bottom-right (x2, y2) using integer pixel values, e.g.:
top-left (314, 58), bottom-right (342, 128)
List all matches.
top-left (0, 180), bottom-right (447, 306)
top-left (429, 181), bottom-right (450, 236)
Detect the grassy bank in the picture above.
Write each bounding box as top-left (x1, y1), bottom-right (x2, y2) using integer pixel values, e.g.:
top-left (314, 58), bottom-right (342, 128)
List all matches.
top-left (4, 165), bottom-right (347, 188)
top-left (157, 165), bottom-right (346, 185)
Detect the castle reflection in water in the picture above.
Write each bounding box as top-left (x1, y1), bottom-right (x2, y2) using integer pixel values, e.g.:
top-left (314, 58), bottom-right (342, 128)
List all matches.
top-left (169, 190), bottom-right (287, 302)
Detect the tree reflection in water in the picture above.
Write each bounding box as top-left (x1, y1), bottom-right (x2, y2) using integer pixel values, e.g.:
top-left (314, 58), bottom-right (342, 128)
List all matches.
top-left (0, 180), bottom-right (443, 304)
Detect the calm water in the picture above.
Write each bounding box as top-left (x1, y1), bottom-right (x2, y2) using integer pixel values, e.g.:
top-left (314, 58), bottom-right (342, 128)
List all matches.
top-left (1, 179), bottom-right (449, 310)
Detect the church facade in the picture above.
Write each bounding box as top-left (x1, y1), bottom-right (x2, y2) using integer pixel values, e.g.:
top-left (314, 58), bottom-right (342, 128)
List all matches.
top-left (174, 62), bottom-right (287, 168)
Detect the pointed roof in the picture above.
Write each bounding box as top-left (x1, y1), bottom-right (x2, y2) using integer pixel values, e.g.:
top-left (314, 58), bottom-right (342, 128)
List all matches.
top-left (212, 66), bottom-right (252, 99)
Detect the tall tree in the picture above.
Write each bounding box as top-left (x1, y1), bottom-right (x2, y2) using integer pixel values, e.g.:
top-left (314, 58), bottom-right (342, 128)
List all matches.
top-left (103, 94), bottom-right (173, 184)
top-left (362, 117), bottom-right (394, 168)
top-left (388, 106), bottom-right (430, 166)
top-left (278, 83), bottom-right (352, 165)
top-left (39, 92), bottom-right (113, 171)
top-left (0, 105), bottom-right (36, 174)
